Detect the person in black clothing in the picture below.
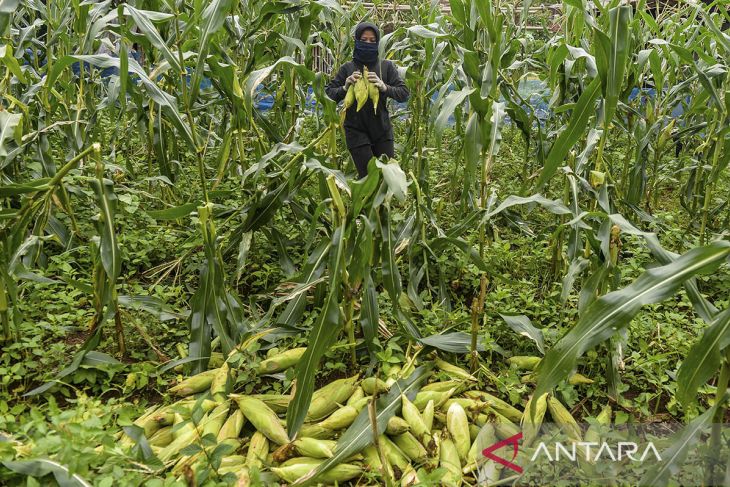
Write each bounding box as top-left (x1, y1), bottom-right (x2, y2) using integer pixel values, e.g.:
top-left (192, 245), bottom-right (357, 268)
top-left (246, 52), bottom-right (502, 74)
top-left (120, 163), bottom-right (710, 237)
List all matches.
top-left (325, 22), bottom-right (410, 179)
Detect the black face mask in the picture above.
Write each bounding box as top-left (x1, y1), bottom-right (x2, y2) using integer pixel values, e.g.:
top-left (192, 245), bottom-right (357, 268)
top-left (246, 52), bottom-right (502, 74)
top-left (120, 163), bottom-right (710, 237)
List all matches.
top-left (353, 39), bottom-right (379, 65)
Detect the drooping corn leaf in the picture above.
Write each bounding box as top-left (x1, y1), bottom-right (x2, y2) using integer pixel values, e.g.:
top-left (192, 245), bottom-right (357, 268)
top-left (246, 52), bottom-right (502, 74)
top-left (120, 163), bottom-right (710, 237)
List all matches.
top-left (676, 308), bottom-right (730, 406)
top-left (1, 459), bottom-right (93, 487)
top-left (639, 397), bottom-right (727, 487)
top-left (532, 241), bottom-right (730, 413)
top-left (286, 225), bottom-right (345, 439)
top-left (534, 77), bottom-right (601, 191)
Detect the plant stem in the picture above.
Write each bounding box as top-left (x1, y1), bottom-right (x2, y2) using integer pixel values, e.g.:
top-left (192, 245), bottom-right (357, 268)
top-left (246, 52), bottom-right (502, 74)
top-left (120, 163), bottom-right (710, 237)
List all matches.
top-left (705, 348), bottom-right (730, 485)
top-left (0, 276), bottom-right (9, 342)
top-left (699, 132), bottom-right (722, 246)
top-left (344, 287), bottom-right (356, 368)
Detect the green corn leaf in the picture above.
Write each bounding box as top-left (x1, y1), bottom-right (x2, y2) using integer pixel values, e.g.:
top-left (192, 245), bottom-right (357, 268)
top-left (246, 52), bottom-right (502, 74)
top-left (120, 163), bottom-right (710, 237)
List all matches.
top-left (124, 5), bottom-right (181, 74)
top-left (462, 111), bottom-right (482, 204)
top-left (380, 205), bottom-right (402, 303)
top-left (48, 54), bottom-right (196, 151)
top-left (287, 224), bottom-right (345, 439)
top-left (499, 314), bottom-right (545, 354)
top-left (360, 274), bottom-right (380, 355)
top-left (146, 202), bottom-right (198, 220)
top-left (434, 87), bottom-right (474, 139)
top-left (676, 308), bottom-right (730, 407)
top-left (602, 6), bottom-right (633, 126)
top-left (0, 110), bottom-right (22, 157)
top-left (534, 77), bottom-right (601, 191)
top-left (189, 0), bottom-right (235, 105)
top-left (532, 241), bottom-right (730, 413)
top-left (639, 397), bottom-right (727, 487)
top-left (90, 176), bottom-right (121, 283)
top-left (0, 0), bottom-right (19, 35)
top-left (1, 459), bottom-right (93, 487)
top-left (276, 241), bottom-right (330, 326)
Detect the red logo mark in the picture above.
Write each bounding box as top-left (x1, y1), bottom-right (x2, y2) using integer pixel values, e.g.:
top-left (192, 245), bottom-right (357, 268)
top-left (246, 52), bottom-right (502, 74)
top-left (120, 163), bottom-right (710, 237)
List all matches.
top-left (482, 432), bottom-right (523, 473)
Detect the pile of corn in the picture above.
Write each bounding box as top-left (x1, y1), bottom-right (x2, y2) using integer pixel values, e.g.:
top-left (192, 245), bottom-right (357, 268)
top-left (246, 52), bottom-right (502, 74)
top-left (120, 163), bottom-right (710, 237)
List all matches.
top-left (120, 350), bottom-right (595, 486)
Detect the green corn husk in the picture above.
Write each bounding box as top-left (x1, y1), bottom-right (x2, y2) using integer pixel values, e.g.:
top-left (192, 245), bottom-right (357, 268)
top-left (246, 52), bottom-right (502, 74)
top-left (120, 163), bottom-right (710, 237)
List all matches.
top-left (400, 463), bottom-right (417, 487)
top-left (354, 76), bottom-right (369, 111)
top-left (293, 437), bottom-right (337, 458)
top-left (414, 388), bottom-right (456, 411)
top-left (219, 454), bottom-right (246, 467)
top-left (346, 387), bottom-right (365, 406)
top-left (507, 355), bottom-right (542, 370)
top-left (443, 398), bottom-right (483, 415)
top-left (218, 463), bottom-right (248, 477)
top-left (380, 434), bottom-right (409, 470)
top-left (464, 423), bottom-right (498, 475)
top-left (439, 434), bottom-right (463, 487)
top-left (317, 405), bottom-right (359, 430)
top-left (202, 401), bottom-right (229, 437)
top-left (232, 395), bottom-right (289, 445)
top-left (158, 418), bottom-right (200, 462)
top-left (401, 361), bottom-right (416, 379)
top-left (169, 398), bottom-right (218, 418)
top-left (280, 456), bottom-right (322, 467)
top-left (130, 414), bottom-right (166, 440)
top-left (299, 424), bottom-right (337, 440)
top-left (469, 424), bottom-right (480, 442)
top-left (148, 426), bottom-right (173, 448)
top-left (568, 372), bottom-right (594, 385)
top-left (362, 377), bottom-right (389, 395)
top-left (392, 432), bottom-right (428, 462)
top-left (422, 400), bottom-right (435, 433)
top-left (175, 343), bottom-right (187, 359)
top-left (306, 375), bottom-right (358, 421)
top-left (150, 410), bottom-right (176, 429)
top-left (401, 394), bottom-right (429, 439)
top-left (383, 364), bottom-right (401, 379)
top-left (126, 405), bottom-right (162, 440)
top-left (385, 416), bottom-right (410, 436)
top-left (368, 81), bottom-right (380, 115)
top-left (447, 403), bottom-right (470, 463)
top-left (425, 430), bottom-right (441, 470)
top-left (464, 391), bottom-right (523, 422)
top-left (421, 380), bottom-right (464, 393)
top-left (208, 352), bottom-right (224, 368)
top-left (363, 444), bottom-right (395, 481)
top-left (210, 362), bottom-right (230, 401)
top-left (548, 395), bottom-right (582, 441)
top-left (272, 442), bottom-right (297, 464)
top-left (474, 411), bottom-right (518, 439)
top-left (493, 411), bottom-right (521, 440)
top-left (257, 347), bottom-right (306, 374)
top-left (245, 431), bottom-right (269, 469)
top-left (521, 393), bottom-right (548, 446)
top-left (169, 369), bottom-right (218, 396)
top-left (272, 460), bottom-right (362, 483)
top-left (434, 357), bottom-right (476, 381)
top-left (171, 413), bottom-right (187, 438)
top-left (250, 394), bottom-right (290, 414)
top-left (343, 85), bottom-right (356, 111)
top-left (217, 409), bottom-right (245, 441)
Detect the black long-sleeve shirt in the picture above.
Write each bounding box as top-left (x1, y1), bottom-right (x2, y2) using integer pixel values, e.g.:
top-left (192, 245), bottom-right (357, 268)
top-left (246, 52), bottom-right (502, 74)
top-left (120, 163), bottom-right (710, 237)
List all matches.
top-left (325, 59), bottom-right (409, 149)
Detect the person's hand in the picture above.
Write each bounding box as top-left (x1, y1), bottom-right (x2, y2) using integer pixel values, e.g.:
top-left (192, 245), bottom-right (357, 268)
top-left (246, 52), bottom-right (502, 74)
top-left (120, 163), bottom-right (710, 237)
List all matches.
top-left (345, 70), bottom-right (361, 88)
top-left (367, 71), bottom-right (387, 92)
